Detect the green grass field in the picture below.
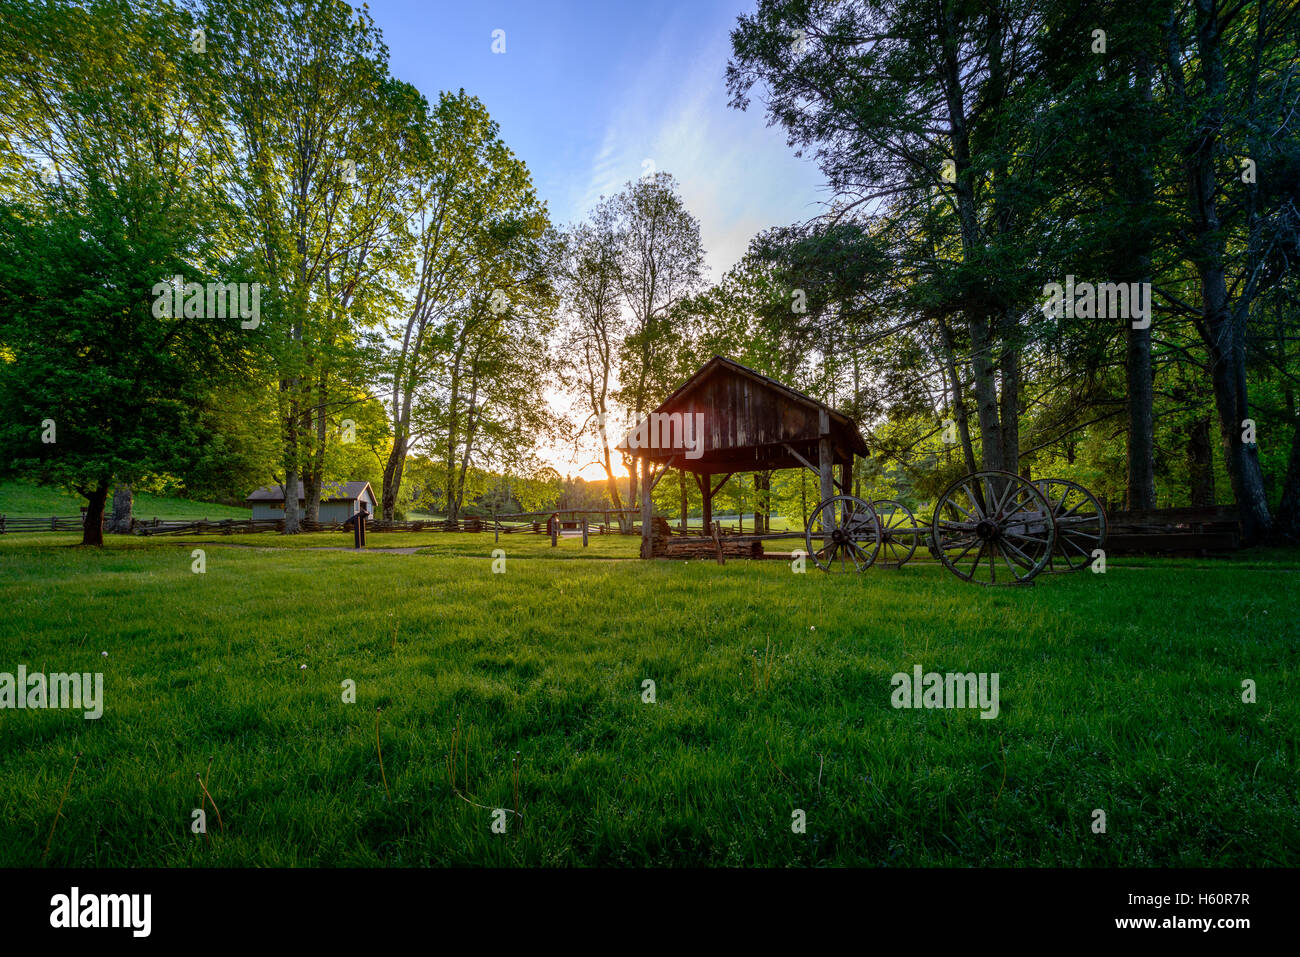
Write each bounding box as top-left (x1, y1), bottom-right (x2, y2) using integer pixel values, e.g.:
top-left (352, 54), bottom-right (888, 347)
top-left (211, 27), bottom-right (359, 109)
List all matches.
top-left (0, 481), bottom-right (246, 520)
top-left (0, 530), bottom-right (1295, 866)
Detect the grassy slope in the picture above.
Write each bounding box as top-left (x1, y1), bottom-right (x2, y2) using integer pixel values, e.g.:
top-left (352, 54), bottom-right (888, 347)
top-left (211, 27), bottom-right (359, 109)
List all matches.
top-left (0, 481), bottom-right (246, 520)
top-left (0, 532), bottom-right (1295, 867)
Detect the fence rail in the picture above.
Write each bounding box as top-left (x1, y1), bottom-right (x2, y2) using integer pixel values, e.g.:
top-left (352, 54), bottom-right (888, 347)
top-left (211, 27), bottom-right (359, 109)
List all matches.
top-left (0, 512), bottom-right (783, 540)
top-left (0, 515), bottom-right (86, 533)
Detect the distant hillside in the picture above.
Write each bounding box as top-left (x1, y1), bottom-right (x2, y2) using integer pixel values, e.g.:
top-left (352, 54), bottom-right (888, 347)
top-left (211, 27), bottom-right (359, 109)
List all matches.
top-left (0, 481), bottom-right (247, 519)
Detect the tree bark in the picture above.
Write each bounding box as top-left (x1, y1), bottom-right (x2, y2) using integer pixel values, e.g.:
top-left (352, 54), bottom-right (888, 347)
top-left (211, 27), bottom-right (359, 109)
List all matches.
top-left (969, 314), bottom-right (1004, 472)
top-left (1126, 316), bottom-right (1157, 509)
top-left (997, 329), bottom-right (1020, 474)
top-left (1187, 415), bottom-right (1215, 507)
top-left (935, 315), bottom-right (978, 476)
top-left (1124, 49), bottom-right (1158, 510)
top-left (302, 373), bottom-right (328, 525)
top-left (1275, 413), bottom-right (1300, 542)
top-left (81, 479), bottom-right (109, 547)
top-left (1172, 0), bottom-right (1272, 544)
top-left (381, 433), bottom-right (407, 522)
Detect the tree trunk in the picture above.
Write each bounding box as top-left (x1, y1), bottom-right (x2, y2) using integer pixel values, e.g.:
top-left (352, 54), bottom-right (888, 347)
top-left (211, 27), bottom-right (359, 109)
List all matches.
top-left (1206, 328), bottom-right (1271, 542)
top-left (1274, 413), bottom-right (1300, 543)
top-left (997, 330), bottom-right (1020, 474)
top-left (81, 479), bottom-right (109, 546)
top-left (969, 314), bottom-right (1004, 472)
top-left (1176, 0), bottom-right (1272, 545)
top-left (282, 467), bottom-right (301, 534)
top-left (1124, 50), bottom-right (1158, 511)
top-left (381, 433), bottom-right (407, 521)
top-left (1187, 415), bottom-right (1215, 507)
top-left (303, 382), bottom-right (328, 525)
top-left (108, 482), bottom-right (133, 534)
top-left (935, 315), bottom-right (978, 476)
top-left (1126, 316), bottom-right (1157, 509)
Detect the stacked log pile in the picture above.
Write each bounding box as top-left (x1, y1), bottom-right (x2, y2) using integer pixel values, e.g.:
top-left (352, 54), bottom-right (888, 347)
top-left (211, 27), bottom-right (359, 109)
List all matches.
top-left (649, 516), bottom-right (763, 559)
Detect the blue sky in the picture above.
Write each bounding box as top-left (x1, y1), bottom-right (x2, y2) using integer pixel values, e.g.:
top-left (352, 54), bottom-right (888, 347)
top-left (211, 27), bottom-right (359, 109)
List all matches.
top-left (362, 0), bottom-right (828, 280)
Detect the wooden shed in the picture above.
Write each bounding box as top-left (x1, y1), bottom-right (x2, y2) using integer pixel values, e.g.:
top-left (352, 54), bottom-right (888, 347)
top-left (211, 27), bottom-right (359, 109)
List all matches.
top-left (616, 356), bottom-right (868, 558)
top-left (246, 481), bottom-right (376, 523)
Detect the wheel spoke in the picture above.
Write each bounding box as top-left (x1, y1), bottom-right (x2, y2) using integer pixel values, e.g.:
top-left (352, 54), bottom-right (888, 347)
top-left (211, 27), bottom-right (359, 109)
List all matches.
top-left (1001, 536), bottom-right (1040, 569)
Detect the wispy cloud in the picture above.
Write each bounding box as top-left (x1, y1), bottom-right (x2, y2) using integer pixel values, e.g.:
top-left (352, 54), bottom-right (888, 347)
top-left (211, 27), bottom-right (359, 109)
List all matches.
top-left (571, 11), bottom-right (825, 279)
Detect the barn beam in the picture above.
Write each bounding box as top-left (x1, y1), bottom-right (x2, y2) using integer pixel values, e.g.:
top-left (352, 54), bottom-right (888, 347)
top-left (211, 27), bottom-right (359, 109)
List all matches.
top-left (647, 455), bottom-right (678, 492)
top-left (782, 442), bottom-right (819, 476)
top-left (818, 409), bottom-right (834, 540)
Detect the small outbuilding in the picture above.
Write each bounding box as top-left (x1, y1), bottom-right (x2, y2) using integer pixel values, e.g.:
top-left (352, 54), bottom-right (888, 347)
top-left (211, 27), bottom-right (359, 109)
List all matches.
top-left (617, 355), bottom-right (868, 558)
top-left (246, 481), bottom-right (376, 523)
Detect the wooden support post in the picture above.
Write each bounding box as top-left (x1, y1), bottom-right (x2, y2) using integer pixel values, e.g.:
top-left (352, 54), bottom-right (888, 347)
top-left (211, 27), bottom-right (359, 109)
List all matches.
top-left (702, 473), bottom-right (713, 532)
top-left (680, 469), bottom-right (688, 532)
top-left (582, 516), bottom-right (588, 547)
top-left (818, 408), bottom-right (834, 543)
top-left (550, 513), bottom-right (558, 547)
top-left (839, 460), bottom-right (851, 497)
top-left (640, 457), bottom-right (652, 559)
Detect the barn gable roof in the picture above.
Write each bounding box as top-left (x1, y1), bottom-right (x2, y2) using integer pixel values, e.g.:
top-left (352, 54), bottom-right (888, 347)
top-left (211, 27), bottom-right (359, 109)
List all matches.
top-left (246, 481), bottom-right (374, 504)
top-left (616, 355), bottom-right (867, 474)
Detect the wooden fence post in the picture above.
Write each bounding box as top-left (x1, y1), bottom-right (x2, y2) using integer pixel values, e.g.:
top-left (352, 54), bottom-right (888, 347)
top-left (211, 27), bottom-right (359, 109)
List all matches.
top-left (550, 513), bottom-right (558, 547)
top-left (581, 517), bottom-right (588, 547)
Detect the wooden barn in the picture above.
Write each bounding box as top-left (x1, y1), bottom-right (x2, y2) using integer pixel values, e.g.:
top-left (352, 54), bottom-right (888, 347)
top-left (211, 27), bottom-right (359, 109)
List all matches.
top-left (246, 481), bottom-right (376, 523)
top-left (617, 356), bottom-right (868, 558)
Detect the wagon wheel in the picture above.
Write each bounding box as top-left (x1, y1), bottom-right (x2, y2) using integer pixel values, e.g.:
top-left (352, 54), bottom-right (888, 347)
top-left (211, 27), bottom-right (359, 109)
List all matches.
top-left (804, 495), bottom-right (881, 573)
top-left (872, 499), bottom-right (919, 567)
top-left (931, 470), bottom-right (1056, 586)
top-left (1035, 478), bottom-right (1107, 572)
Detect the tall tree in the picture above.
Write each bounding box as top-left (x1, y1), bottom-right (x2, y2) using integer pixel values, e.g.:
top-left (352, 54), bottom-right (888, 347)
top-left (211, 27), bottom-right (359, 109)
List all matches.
top-left (612, 172), bottom-right (705, 500)
top-left (558, 206), bottom-right (629, 521)
top-left (208, 0), bottom-right (412, 531)
top-left (0, 0), bottom-right (248, 545)
top-left (377, 90), bottom-right (552, 520)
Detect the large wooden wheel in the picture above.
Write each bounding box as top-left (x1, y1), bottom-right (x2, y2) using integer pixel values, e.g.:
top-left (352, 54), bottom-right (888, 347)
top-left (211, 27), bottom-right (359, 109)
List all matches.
top-left (872, 499), bottom-right (919, 567)
top-left (1035, 478), bottom-right (1107, 572)
top-left (805, 495), bottom-right (881, 573)
top-left (931, 470), bottom-right (1056, 586)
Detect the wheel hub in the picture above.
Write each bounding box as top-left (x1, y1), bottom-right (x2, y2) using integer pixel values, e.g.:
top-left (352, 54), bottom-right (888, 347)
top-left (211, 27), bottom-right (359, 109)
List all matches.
top-left (975, 519), bottom-right (1000, 541)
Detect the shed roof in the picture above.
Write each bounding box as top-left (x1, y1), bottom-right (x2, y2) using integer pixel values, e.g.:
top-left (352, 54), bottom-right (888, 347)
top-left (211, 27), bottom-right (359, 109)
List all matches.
top-left (246, 481), bottom-right (374, 503)
top-left (616, 355), bottom-right (867, 475)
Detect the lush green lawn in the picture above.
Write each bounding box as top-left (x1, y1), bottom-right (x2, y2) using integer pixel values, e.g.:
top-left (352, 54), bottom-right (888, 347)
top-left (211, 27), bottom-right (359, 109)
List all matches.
top-left (0, 532), bottom-right (1295, 866)
top-left (0, 480), bottom-right (246, 520)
